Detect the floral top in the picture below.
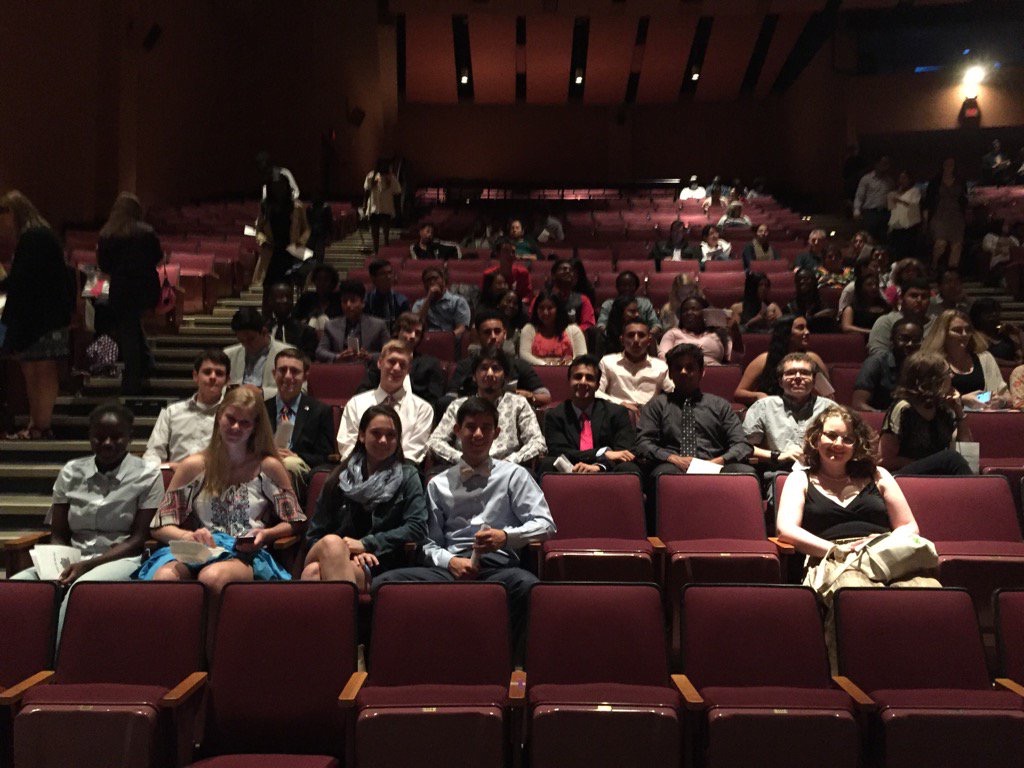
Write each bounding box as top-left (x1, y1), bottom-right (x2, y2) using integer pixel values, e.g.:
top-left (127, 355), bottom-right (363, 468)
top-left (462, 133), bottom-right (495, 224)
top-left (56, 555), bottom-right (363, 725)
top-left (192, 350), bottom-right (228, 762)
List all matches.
top-left (152, 470), bottom-right (304, 537)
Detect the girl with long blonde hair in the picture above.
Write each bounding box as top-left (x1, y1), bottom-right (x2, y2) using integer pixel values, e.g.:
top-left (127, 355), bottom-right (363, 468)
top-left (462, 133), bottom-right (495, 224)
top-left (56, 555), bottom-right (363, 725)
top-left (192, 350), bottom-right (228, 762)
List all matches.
top-left (920, 309), bottom-right (1009, 409)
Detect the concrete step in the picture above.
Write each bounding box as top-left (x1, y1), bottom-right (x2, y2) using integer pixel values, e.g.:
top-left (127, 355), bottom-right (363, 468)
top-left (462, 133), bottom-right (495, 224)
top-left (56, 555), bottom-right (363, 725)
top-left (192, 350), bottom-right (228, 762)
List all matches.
top-left (0, 440), bottom-right (147, 463)
top-left (151, 362), bottom-right (196, 375)
top-left (182, 315), bottom-right (232, 327)
top-left (151, 334), bottom-right (236, 347)
top-left (84, 378), bottom-right (193, 397)
top-left (148, 347), bottom-right (210, 361)
top-left (0, 493), bottom-right (51, 520)
top-left (24, 414), bottom-right (158, 433)
top-left (217, 298), bottom-right (262, 309)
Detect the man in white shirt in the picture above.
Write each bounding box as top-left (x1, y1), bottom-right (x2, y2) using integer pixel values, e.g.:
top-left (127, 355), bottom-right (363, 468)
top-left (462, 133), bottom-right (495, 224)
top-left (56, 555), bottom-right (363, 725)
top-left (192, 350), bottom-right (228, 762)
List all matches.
top-left (597, 321), bottom-right (673, 416)
top-left (679, 175), bottom-right (706, 201)
top-left (143, 349), bottom-right (229, 468)
top-left (336, 340), bottom-right (434, 464)
top-left (854, 156), bottom-right (894, 243)
top-left (224, 308), bottom-right (289, 399)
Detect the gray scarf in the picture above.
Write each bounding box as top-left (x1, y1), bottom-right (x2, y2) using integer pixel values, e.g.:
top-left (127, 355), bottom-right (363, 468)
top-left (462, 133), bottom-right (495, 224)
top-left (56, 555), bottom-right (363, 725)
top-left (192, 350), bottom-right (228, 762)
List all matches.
top-left (337, 453), bottom-right (404, 511)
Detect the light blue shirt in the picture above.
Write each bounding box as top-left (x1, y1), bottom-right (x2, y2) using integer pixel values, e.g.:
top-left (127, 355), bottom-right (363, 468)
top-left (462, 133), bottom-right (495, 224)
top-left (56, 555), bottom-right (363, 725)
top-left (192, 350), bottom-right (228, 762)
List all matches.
top-left (243, 345), bottom-right (271, 387)
top-left (412, 291), bottom-right (471, 332)
top-left (423, 458), bottom-right (556, 569)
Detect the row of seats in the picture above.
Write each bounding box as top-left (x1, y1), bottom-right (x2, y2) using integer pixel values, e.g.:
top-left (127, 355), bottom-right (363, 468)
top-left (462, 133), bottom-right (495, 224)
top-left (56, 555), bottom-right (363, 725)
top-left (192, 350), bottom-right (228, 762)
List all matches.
top-left (4, 581), bottom-right (1024, 767)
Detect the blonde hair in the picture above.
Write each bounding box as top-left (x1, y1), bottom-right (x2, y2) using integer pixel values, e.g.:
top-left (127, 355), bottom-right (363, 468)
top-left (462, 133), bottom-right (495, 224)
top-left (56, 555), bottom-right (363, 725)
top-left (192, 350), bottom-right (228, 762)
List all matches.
top-left (666, 272), bottom-right (703, 315)
top-left (0, 190), bottom-right (50, 234)
top-left (202, 386), bottom-right (277, 497)
top-left (920, 309), bottom-right (988, 356)
top-left (99, 192), bottom-right (149, 239)
top-left (380, 339), bottom-right (412, 359)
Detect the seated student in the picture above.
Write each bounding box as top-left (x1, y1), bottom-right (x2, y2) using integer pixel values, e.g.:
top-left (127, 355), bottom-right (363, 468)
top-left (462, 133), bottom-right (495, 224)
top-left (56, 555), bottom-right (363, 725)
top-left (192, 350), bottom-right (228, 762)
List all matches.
top-left (301, 404), bottom-right (428, 589)
top-left (741, 224), bottom-right (779, 270)
top-left (840, 270), bottom-right (889, 336)
top-left (484, 239), bottom-right (533, 305)
top-left (881, 257), bottom-right (926, 309)
top-left (596, 271), bottom-right (661, 336)
top-left (927, 269), bottom-right (969, 319)
top-left (374, 396), bottom-right (556, 649)
top-left (546, 258), bottom-right (596, 331)
top-left (338, 340), bottom-right (435, 465)
top-left (476, 270), bottom-right (512, 317)
top-left (518, 290), bottom-right (586, 366)
top-left (225, 308), bottom-right (289, 399)
top-left (264, 282), bottom-right (319, 360)
top-left (144, 349), bottom-right (229, 468)
top-left (364, 259), bottom-right (411, 332)
top-left (786, 267), bottom-right (837, 333)
top-left (429, 348), bottom-right (546, 467)
top-left (717, 201), bottom-right (752, 230)
top-left (357, 312), bottom-right (446, 411)
top-left (731, 271), bottom-right (781, 334)
top-left (867, 276), bottom-right (933, 356)
top-left (508, 218), bottom-right (543, 259)
top-left (793, 229), bottom-right (827, 272)
top-left (852, 319), bottom-right (923, 412)
top-left (971, 298), bottom-right (1023, 367)
top-left (598, 320), bottom-right (673, 416)
top-left (734, 315), bottom-right (829, 406)
top-left (880, 351), bottom-right (973, 476)
top-left (317, 279), bottom-right (390, 362)
top-left (698, 225), bottom-right (732, 267)
top-left (540, 355), bottom-right (639, 475)
top-left (659, 273), bottom-right (704, 330)
top-left (265, 348), bottom-right (335, 496)
top-left (12, 403), bottom-right (164, 632)
top-left (816, 243), bottom-right (853, 289)
top-left (743, 352), bottom-right (836, 472)
top-left (412, 267), bottom-right (471, 340)
top-left (659, 296), bottom-right (736, 366)
top-left (409, 222), bottom-right (461, 260)
top-left (650, 220), bottom-right (699, 265)
top-left (447, 311), bottom-right (550, 407)
top-left (599, 295), bottom-right (642, 356)
top-left (295, 264), bottom-right (343, 332)
top-left (921, 309), bottom-right (1009, 409)
top-left (679, 175), bottom-right (706, 201)
top-left (138, 385), bottom-right (306, 588)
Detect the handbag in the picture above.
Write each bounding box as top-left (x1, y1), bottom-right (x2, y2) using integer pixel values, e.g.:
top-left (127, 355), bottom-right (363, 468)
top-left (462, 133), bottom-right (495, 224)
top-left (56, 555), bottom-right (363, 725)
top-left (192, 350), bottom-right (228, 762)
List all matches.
top-left (803, 529), bottom-right (938, 599)
top-left (154, 264), bottom-right (176, 316)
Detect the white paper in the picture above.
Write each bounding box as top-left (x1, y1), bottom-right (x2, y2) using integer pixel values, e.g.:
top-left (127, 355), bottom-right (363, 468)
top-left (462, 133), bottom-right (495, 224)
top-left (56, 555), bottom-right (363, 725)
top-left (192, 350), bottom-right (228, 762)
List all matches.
top-left (955, 441), bottom-right (980, 474)
top-left (814, 372), bottom-right (835, 397)
top-left (686, 458), bottom-right (723, 475)
top-left (30, 545), bottom-right (81, 580)
top-left (243, 225), bottom-right (257, 237)
top-left (553, 455), bottom-right (574, 473)
top-left (274, 421), bottom-right (293, 449)
top-left (170, 539), bottom-right (227, 565)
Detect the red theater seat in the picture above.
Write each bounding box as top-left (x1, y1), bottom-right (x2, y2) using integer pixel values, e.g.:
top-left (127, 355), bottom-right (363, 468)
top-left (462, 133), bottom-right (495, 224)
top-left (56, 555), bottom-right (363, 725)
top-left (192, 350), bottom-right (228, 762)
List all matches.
top-left (307, 363), bottom-right (367, 408)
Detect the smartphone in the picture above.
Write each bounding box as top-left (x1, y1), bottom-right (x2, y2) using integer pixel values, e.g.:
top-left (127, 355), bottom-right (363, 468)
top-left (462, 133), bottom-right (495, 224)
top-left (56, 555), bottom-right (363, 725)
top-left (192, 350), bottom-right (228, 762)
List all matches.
top-left (976, 391), bottom-right (992, 404)
top-left (346, 335), bottom-right (360, 353)
top-left (235, 534), bottom-right (256, 546)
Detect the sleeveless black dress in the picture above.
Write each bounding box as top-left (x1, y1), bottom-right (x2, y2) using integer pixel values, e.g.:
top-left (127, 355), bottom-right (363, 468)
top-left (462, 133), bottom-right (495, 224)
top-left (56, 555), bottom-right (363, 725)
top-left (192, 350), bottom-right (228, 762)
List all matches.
top-left (803, 478), bottom-right (890, 542)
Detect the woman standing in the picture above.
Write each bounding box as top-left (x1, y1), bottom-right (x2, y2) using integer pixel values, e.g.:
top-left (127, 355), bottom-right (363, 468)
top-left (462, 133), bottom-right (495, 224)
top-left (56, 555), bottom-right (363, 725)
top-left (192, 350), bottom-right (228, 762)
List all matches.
top-left (97, 193), bottom-right (162, 395)
top-left (923, 157), bottom-right (967, 272)
top-left (364, 159), bottom-right (402, 254)
top-left (0, 190), bottom-right (72, 439)
top-left (253, 175), bottom-right (310, 289)
top-left (887, 170), bottom-right (922, 262)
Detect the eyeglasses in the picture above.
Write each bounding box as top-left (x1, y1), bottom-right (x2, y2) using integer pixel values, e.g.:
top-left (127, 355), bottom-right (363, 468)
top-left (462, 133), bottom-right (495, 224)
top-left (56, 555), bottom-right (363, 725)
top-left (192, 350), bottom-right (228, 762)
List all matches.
top-left (820, 430), bottom-right (856, 446)
top-left (782, 369), bottom-right (814, 379)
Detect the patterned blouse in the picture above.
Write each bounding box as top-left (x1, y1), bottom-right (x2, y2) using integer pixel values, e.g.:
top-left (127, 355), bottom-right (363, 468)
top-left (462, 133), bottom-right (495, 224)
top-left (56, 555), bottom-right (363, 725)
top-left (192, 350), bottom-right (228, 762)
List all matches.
top-left (428, 393), bottom-right (547, 466)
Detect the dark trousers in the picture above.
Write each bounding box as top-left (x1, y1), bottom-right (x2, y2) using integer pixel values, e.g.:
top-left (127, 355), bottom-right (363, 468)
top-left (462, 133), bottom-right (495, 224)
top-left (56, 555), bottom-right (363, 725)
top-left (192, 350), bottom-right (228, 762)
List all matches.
top-left (895, 448), bottom-right (973, 476)
top-left (888, 224), bottom-right (921, 263)
top-left (861, 208), bottom-right (890, 244)
top-left (643, 461), bottom-right (758, 535)
top-left (537, 458), bottom-right (642, 476)
top-left (114, 310), bottom-right (152, 394)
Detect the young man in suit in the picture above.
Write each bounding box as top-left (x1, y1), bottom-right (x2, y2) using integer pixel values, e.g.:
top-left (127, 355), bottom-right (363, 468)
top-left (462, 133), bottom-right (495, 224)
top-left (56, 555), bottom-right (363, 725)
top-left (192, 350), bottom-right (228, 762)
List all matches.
top-left (224, 308), bottom-right (290, 399)
top-left (265, 347), bottom-right (336, 499)
top-left (539, 355), bottom-right (639, 475)
top-left (316, 280), bottom-right (390, 362)
top-left (265, 282), bottom-right (319, 361)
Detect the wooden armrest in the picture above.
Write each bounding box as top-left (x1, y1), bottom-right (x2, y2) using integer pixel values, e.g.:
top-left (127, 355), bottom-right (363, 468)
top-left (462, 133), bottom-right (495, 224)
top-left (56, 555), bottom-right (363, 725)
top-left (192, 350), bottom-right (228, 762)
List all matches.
top-left (995, 678), bottom-right (1024, 698)
top-left (0, 671), bottom-right (54, 707)
top-left (529, 541), bottom-right (542, 550)
top-left (832, 675), bottom-right (874, 707)
top-left (273, 536), bottom-right (299, 551)
top-left (4, 532), bottom-right (51, 551)
top-left (768, 536), bottom-right (796, 555)
top-left (509, 670), bottom-right (526, 704)
top-left (327, 453), bottom-right (341, 464)
top-left (338, 671), bottom-right (368, 707)
top-left (647, 536), bottom-right (666, 551)
top-left (403, 542), bottom-right (417, 553)
top-left (671, 674), bottom-right (704, 709)
top-left (160, 671), bottom-right (207, 708)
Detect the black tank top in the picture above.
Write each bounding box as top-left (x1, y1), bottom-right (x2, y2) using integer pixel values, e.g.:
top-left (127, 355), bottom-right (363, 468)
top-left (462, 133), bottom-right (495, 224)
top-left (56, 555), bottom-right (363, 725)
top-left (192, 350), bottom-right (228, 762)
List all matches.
top-left (803, 477), bottom-right (890, 541)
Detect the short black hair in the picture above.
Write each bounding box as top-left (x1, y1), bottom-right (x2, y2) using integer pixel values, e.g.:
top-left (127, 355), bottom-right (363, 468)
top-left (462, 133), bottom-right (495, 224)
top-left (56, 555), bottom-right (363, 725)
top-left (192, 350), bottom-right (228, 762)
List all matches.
top-left (230, 307), bottom-right (268, 333)
top-left (193, 348), bottom-right (230, 373)
top-left (368, 259), bottom-right (392, 277)
top-left (471, 347), bottom-right (510, 376)
top-left (902, 276), bottom-right (931, 293)
top-left (665, 342), bottom-right (705, 371)
top-left (311, 264), bottom-right (340, 288)
top-left (338, 280), bottom-right (366, 300)
top-left (421, 267), bottom-right (444, 284)
top-left (89, 402), bottom-right (134, 431)
top-left (455, 396), bottom-right (500, 427)
top-left (616, 271), bottom-right (641, 291)
top-left (474, 309), bottom-right (507, 331)
top-left (568, 354), bottom-right (602, 383)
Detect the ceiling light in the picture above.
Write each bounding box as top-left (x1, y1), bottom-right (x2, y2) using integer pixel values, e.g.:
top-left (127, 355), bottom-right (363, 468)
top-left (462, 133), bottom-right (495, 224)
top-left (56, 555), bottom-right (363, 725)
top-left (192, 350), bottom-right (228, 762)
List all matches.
top-left (575, 75), bottom-right (583, 84)
top-left (460, 74), bottom-right (469, 84)
top-left (691, 71), bottom-right (700, 82)
top-left (962, 65), bottom-right (985, 98)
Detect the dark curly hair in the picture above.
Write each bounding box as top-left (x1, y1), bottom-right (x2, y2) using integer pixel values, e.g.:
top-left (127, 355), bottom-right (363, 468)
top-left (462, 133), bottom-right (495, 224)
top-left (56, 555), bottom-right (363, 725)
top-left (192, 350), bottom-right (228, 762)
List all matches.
top-left (801, 404), bottom-right (878, 478)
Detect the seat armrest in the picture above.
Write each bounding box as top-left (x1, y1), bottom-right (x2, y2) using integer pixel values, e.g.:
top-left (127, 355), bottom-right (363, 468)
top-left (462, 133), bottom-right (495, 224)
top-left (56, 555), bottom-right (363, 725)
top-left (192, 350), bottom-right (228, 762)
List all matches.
top-left (0, 670), bottom-right (55, 707)
top-left (995, 678), bottom-right (1024, 698)
top-left (509, 670), bottom-right (526, 705)
top-left (647, 536), bottom-right (666, 551)
top-left (338, 671), bottom-right (368, 708)
top-left (160, 671), bottom-right (208, 708)
top-left (272, 536), bottom-right (299, 551)
top-left (4, 532), bottom-right (51, 551)
top-left (832, 675), bottom-right (875, 708)
top-left (671, 674), bottom-right (704, 710)
top-left (768, 536), bottom-right (796, 555)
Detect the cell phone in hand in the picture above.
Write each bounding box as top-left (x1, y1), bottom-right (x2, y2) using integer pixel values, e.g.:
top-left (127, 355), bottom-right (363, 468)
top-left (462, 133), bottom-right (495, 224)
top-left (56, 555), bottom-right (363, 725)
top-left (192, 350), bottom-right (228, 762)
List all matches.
top-left (235, 534), bottom-right (257, 546)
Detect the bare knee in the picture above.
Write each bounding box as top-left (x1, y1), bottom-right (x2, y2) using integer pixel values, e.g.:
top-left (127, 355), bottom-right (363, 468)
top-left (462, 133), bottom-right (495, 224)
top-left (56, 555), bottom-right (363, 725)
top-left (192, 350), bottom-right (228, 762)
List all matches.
top-left (152, 563), bottom-right (186, 581)
top-left (198, 563), bottom-right (251, 594)
top-left (308, 534), bottom-right (350, 565)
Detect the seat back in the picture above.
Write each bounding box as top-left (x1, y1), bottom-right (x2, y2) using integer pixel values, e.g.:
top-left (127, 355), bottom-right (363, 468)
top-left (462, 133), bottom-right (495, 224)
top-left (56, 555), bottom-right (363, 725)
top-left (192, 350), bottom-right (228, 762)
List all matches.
top-left (807, 334), bottom-right (866, 366)
top-left (996, 589), bottom-right (1024, 681)
top-left (57, 582), bottom-right (205, 687)
top-left (527, 584), bottom-right (669, 686)
top-left (829, 364), bottom-right (861, 407)
top-left (682, 585), bottom-right (830, 688)
top-left (834, 588), bottom-right (991, 691)
top-left (206, 582), bottom-right (357, 756)
top-left (0, 582), bottom-right (58, 688)
top-left (542, 474), bottom-right (646, 539)
top-left (307, 362), bottom-right (367, 407)
top-left (703, 260), bottom-right (744, 273)
top-left (306, 468), bottom-right (333, 518)
top-left (418, 331), bottom-right (461, 362)
top-left (531, 365), bottom-right (571, 403)
top-left (968, 412), bottom-right (1024, 462)
top-left (896, 475), bottom-right (1022, 543)
top-left (657, 475), bottom-right (766, 541)
top-left (368, 583), bottom-right (510, 686)
top-left (699, 365), bottom-right (742, 401)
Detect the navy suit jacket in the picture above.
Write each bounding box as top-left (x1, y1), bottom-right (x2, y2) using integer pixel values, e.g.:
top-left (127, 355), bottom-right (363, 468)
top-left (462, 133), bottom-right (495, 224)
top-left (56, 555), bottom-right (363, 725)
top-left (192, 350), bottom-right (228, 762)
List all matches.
top-left (265, 394), bottom-right (336, 469)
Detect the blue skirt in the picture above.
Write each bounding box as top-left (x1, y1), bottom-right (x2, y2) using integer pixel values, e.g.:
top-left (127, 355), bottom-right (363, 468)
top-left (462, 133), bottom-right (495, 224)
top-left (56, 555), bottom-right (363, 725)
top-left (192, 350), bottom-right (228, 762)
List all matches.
top-left (134, 532), bottom-right (292, 581)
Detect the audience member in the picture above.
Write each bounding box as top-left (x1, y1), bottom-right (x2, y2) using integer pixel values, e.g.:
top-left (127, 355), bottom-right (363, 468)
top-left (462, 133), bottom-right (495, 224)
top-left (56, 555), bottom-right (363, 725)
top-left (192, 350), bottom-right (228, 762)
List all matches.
top-left (569, 257), bottom-right (598, 310)
top-left (317, 280), bottom-right (390, 362)
top-left (498, 289), bottom-right (529, 339)
top-left (886, 170), bottom-right (922, 261)
top-left (225, 308), bottom-right (289, 399)
top-left (508, 218), bottom-right (543, 259)
top-left (983, 139), bottom-right (1014, 185)
top-left (850, 230), bottom-right (875, 263)
top-left (536, 205), bottom-right (565, 243)
top-left (659, 296), bottom-right (735, 366)
top-left (596, 271), bottom-right (661, 335)
top-left (881, 257), bottom-right (925, 308)
top-left (429, 348), bottom-right (545, 467)
top-left (837, 253), bottom-right (886, 319)
top-left (853, 156), bottom-right (894, 243)
top-left (659, 273), bottom-right (703, 329)
top-left (598, 320), bottom-right (673, 415)
top-left (253, 175), bottom-right (309, 288)
top-left (923, 156), bottom-right (967, 271)
top-left (717, 201), bottom-right (752, 231)
top-left (409, 222), bottom-right (461, 260)
top-left (867, 276), bottom-right (932, 356)
top-left (484, 239), bottom-right (533, 304)
top-left (264, 282), bottom-right (319, 360)
top-left (735, 315), bottom-right (828, 405)
top-left (144, 349), bottom-right (230, 468)
top-left (519, 290), bottom-right (586, 366)
top-left (679, 175), bottom-right (706, 201)
top-left (301, 404), bottom-right (428, 588)
top-left (338, 340), bottom-right (434, 464)
top-left (840, 270), bottom-right (889, 336)
top-left (880, 352), bottom-right (973, 475)
top-left (600, 295), bottom-right (642, 355)
top-left (294, 264), bottom-right (343, 332)
top-left (540, 355), bottom-right (639, 475)
top-left (794, 229), bottom-right (828, 272)
top-left (920, 309), bottom-right (1009, 409)
top-left (970, 298), bottom-right (1023, 366)
top-left (96, 192), bottom-right (161, 395)
top-left (257, 150), bottom-right (300, 201)
top-left (364, 159), bottom-right (402, 253)
top-left (981, 220), bottom-right (1021, 286)
top-left (731, 272), bottom-right (781, 333)
top-left (364, 259), bottom-right (411, 332)
top-left (358, 312), bottom-right (446, 411)
top-left (927, 269), bottom-right (969, 318)
top-left (375, 396), bottom-right (555, 652)
top-left (546, 258), bottom-right (596, 331)
top-left (476, 271), bottom-right (511, 316)
top-left (702, 177), bottom-right (729, 214)
top-left (852, 319), bottom-right (922, 412)
top-left (412, 267), bottom-right (471, 339)
top-left (698, 224), bottom-right (731, 266)
top-left (650, 220), bottom-right (697, 264)
top-left (447, 312), bottom-right (549, 406)
top-left (816, 243), bottom-right (852, 289)
top-left (0, 190), bottom-right (72, 440)
top-left (741, 224), bottom-right (779, 270)
top-left (786, 267), bottom-right (835, 333)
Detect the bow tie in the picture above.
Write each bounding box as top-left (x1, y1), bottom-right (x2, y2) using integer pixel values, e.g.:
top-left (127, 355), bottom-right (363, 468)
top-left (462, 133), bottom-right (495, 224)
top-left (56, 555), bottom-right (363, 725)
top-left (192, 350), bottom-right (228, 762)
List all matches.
top-left (459, 462), bottom-right (491, 482)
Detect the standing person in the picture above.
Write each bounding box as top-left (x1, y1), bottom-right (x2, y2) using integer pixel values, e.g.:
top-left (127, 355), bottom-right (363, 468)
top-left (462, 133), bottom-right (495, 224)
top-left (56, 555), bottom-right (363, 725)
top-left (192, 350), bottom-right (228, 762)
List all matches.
top-left (853, 156), bottom-right (894, 244)
top-left (887, 171), bottom-right (922, 262)
top-left (252, 175), bottom-right (310, 289)
top-left (923, 157), bottom-right (967, 272)
top-left (264, 282), bottom-right (319, 360)
top-left (364, 159), bottom-right (402, 253)
top-left (0, 190), bottom-right (72, 439)
top-left (518, 290), bottom-right (586, 366)
top-left (301, 405), bottom-right (428, 587)
top-left (256, 151), bottom-right (300, 202)
top-left (96, 192), bottom-right (161, 395)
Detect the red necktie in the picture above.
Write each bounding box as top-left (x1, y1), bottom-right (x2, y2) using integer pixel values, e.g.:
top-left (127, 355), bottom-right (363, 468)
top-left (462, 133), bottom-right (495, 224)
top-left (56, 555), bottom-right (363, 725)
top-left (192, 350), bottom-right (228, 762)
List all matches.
top-left (579, 412), bottom-right (593, 451)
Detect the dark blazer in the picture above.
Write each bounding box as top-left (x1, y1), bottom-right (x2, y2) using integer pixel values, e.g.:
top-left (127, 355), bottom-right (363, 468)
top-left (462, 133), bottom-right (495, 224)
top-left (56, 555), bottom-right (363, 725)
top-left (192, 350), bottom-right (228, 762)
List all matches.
top-left (97, 228), bottom-right (162, 313)
top-left (269, 317), bottom-right (319, 361)
top-left (265, 393), bottom-right (336, 468)
top-left (543, 399), bottom-right (637, 468)
top-left (316, 314), bottom-right (390, 361)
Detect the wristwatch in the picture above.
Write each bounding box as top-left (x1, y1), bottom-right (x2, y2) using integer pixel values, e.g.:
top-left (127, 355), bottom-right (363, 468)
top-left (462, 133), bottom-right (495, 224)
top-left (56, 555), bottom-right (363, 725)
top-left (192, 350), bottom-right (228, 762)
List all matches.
top-left (770, 450), bottom-right (780, 463)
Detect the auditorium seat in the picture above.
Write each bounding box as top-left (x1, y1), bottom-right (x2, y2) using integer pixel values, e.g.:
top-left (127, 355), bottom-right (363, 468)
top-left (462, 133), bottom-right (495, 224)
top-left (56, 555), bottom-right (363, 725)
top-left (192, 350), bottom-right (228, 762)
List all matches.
top-left (540, 474), bottom-right (659, 582)
top-left (966, 412), bottom-right (1024, 469)
top-left (447, 259), bottom-right (493, 286)
top-left (399, 258), bottom-right (445, 276)
top-left (531, 365), bottom-right (571, 403)
top-left (11, 582), bottom-right (206, 768)
top-left (995, 590), bottom-right (1024, 686)
top-left (346, 268), bottom-right (371, 285)
top-left (307, 363), bottom-right (367, 408)
top-left (699, 365), bottom-right (743, 403)
top-left (525, 584), bottom-right (685, 768)
top-left (576, 247), bottom-right (614, 263)
top-left (741, 332), bottom-right (866, 366)
top-left (829, 363), bottom-right (862, 406)
top-left (746, 259), bottom-right (793, 274)
top-left (679, 585), bottom-right (861, 768)
top-left (350, 583), bottom-right (516, 768)
top-left (835, 588), bottom-right (1024, 768)
top-left (0, 582), bottom-right (58, 691)
top-left (659, 260), bottom-right (700, 275)
top-left (417, 331), bottom-right (461, 362)
top-left (191, 582), bottom-right (359, 767)
top-left (703, 259), bottom-right (744, 273)
top-left (614, 259), bottom-right (655, 278)
top-left (645, 272), bottom-right (686, 306)
top-left (169, 251), bottom-right (219, 312)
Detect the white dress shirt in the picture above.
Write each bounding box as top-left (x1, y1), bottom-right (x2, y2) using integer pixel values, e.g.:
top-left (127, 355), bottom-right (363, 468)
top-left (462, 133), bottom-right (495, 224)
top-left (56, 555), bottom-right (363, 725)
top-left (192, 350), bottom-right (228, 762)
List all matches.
top-left (596, 353), bottom-right (674, 407)
top-left (337, 386), bottom-right (434, 464)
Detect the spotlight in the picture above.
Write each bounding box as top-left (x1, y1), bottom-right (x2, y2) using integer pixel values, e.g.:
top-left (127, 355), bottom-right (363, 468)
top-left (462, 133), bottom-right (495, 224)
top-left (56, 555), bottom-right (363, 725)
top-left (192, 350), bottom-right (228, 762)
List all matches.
top-left (691, 71), bottom-right (700, 82)
top-left (575, 75), bottom-right (583, 85)
top-left (574, 68), bottom-right (583, 85)
top-left (460, 75), bottom-right (469, 84)
top-left (964, 65), bottom-right (985, 85)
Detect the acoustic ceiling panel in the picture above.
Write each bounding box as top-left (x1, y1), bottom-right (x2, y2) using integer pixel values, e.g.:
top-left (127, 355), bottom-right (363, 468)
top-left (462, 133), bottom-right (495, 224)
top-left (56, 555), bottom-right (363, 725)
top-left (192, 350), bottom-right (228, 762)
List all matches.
top-left (696, 14), bottom-right (766, 101)
top-left (636, 13), bottom-right (700, 103)
top-left (470, 14), bottom-right (516, 104)
top-left (583, 15), bottom-right (638, 104)
top-left (525, 14), bottom-right (575, 104)
top-left (405, 13), bottom-right (457, 103)
top-left (755, 11), bottom-right (812, 97)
